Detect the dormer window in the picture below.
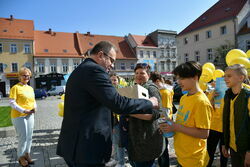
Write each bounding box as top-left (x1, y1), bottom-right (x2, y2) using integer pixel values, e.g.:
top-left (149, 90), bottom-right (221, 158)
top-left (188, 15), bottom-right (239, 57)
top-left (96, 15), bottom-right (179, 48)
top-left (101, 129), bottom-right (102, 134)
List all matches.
top-left (44, 49), bottom-right (48, 52)
top-left (63, 49), bottom-right (67, 53)
top-left (20, 30), bottom-right (24, 33)
top-left (201, 17), bottom-right (207, 21)
top-left (3, 29), bottom-right (7, 32)
top-left (225, 7), bottom-right (231, 12)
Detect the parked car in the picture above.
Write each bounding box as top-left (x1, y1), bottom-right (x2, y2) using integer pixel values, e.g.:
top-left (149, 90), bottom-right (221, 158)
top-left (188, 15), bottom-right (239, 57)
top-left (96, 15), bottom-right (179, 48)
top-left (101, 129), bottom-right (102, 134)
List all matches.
top-left (47, 86), bottom-right (65, 96)
top-left (173, 83), bottom-right (183, 102)
top-left (34, 89), bottom-right (47, 99)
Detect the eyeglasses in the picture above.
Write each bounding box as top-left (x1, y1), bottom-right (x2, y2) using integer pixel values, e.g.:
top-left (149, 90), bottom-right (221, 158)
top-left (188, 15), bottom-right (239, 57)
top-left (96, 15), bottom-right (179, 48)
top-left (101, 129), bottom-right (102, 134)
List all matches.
top-left (22, 75), bottom-right (30, 78)
top-left (103, 52), bottom-right (115, 64)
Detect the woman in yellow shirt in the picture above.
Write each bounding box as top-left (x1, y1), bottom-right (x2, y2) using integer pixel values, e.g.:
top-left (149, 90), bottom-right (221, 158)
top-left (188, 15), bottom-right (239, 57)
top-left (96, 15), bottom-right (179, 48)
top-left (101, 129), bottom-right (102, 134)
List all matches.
top-left (160, 61), bottom-right (212, 167)
top-left (9, 67), bottom-right (36, 167)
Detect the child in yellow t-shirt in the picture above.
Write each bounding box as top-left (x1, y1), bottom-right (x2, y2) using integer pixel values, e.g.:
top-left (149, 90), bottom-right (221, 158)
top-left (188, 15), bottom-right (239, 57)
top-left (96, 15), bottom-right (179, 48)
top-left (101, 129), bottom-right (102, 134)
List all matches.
top-left (222, 64), bottom-right (250, 167)
top-left (206, 81), bottom-right (228, 167)
top-left (159, 61), bottom-right (212, 167)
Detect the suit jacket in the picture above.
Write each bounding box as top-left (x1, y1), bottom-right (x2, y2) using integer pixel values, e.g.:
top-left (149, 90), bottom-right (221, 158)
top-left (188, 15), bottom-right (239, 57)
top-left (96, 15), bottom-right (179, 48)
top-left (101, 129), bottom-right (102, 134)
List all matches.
top-left (56, 58), bottom-right (153, 164)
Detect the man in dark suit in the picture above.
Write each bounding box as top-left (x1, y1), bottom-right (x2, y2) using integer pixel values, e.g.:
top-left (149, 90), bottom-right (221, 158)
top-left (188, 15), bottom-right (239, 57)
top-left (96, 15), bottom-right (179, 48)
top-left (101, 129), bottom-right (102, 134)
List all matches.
top-left (57, 41), bottom-right (159, 167)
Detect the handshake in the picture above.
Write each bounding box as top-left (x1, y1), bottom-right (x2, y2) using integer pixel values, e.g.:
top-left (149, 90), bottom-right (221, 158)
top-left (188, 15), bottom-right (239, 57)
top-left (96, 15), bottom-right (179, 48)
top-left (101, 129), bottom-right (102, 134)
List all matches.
top-left (148, 97), bottom-right (159, 109)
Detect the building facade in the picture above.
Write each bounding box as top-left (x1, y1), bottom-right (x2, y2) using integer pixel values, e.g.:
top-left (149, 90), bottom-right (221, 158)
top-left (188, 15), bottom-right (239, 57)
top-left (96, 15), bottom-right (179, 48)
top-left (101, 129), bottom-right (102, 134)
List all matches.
top-left (0, 16), bottom-right (34, 96)
top-left (177, 0), bottom-right (249, 67)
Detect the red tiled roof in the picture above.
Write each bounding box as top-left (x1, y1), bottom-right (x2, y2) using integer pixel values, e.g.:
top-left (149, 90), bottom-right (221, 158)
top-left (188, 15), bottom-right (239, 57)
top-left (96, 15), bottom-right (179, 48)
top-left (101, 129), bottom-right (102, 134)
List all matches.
top-left (79, 33), bottom-right (137, 60)
top-left (238, 23), bottom-right (250, 35)
top-left (34, 30), bottom-right (83, 58)
top-left (178, 0), bottom-right (247, 36)
top-left (0, 16), bottom-right (34, 40)
top-left (130, 34), bottom-right (157, 47)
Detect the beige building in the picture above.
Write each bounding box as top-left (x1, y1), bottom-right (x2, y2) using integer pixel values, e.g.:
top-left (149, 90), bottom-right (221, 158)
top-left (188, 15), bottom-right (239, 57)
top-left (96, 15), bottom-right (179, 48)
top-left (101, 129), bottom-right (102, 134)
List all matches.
top-left (0, 15), bottom-right (34, 96)
top-left (177, 0), bottom-right (250, 66)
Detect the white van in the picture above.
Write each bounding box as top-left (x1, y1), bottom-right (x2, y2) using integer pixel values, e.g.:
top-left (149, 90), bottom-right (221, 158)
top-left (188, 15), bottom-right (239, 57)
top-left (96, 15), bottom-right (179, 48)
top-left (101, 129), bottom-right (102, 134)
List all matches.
top-left (47, 86), bottom-right (65, 96)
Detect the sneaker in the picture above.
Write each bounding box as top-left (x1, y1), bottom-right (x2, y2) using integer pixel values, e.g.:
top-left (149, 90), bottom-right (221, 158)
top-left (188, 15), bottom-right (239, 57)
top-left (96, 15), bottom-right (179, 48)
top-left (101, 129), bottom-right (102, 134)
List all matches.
top-left (106, 159), bottom-right (118, 167)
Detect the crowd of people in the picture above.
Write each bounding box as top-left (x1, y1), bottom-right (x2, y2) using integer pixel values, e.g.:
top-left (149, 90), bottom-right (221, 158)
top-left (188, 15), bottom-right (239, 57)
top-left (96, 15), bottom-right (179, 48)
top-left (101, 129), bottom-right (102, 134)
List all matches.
top-left (9, 41), bottom-right (250, 167)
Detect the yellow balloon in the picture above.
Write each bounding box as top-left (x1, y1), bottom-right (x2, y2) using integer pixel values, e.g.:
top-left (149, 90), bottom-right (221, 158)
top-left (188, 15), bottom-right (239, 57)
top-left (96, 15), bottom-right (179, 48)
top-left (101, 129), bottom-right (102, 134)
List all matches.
top-left (61, 94), bottom-right (65, 101)
top-left (58, 102), bottom-right (64, 110)
top-left (58, 102), bottom-right (64, 117)
top-left (247, 50), bottom-right (250, 58)
top-left (213, 69), bottom-right (224, 80)
top-left (226, 49), bottom-right (247, 65)
top-left (199, 80), bottom-right (207, 91)
top-left (200, 68), bottom-right (213, 83)
top-left (203, 63), bottom-right (215, 72)
top-left (58, 108), bottom-right (64, 117)
top-left (228, 57), bottom-right (250, 67)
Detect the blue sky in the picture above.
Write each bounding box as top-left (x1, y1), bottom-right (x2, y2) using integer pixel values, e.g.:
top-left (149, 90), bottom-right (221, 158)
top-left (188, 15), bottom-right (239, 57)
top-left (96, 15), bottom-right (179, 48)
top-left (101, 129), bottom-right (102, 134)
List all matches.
top-left (0, 0), bottom-right (218, 36)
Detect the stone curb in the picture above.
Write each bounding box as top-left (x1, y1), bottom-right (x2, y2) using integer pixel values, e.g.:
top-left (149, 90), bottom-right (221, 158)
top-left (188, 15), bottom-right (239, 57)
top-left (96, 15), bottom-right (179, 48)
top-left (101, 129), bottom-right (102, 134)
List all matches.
top-left (0, 126), bottom-right (15, 138)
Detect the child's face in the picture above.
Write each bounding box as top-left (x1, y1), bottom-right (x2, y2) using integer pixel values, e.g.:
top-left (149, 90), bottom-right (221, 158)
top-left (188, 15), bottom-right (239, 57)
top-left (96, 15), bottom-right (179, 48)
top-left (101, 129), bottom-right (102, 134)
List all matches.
top-left (224, 69), bottom-right (244, 88)
top-left (110, 76), bottom-right (119, 86)
top-left (154, 79), bottom-right (163, 88)
top-left (176, 76), bottom-right (197, 91)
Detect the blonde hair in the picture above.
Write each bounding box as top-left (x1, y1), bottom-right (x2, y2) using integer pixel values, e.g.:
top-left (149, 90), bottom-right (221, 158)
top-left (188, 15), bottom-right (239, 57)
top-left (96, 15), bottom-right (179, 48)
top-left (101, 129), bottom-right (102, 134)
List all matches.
top-left (225, 64), bottom-right (249, 83)
top-left (18, 67), bottom-right (32, 80)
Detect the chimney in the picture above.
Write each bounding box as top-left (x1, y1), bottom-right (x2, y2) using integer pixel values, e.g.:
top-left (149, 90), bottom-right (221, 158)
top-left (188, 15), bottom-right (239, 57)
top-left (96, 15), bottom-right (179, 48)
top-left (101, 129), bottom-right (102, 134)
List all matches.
top-left (10, 15), bottom-right (13, 21)
top-left (87, 31), bottom-right (90, 36)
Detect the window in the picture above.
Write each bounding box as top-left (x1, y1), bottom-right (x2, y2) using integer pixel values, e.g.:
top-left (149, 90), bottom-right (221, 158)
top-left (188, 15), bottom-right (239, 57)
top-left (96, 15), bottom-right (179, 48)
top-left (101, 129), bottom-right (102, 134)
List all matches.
top-left (50, 63), bottom-right (56, 72)
top-left (147, 51), bottom-right (150, 58)
top-left (246, 40), bottom-right (250, 50)
top-left (63, 49), bottom-right (67, 53)
top-left (73, 62), bottom-right (79, 69)
top-left (172, 61), bottom-right (176, 69)
top-left (153, 51), bottom-right (156, 58)
top-left (194, 34), bottom-right (199, 42)
top-left (120, 63), bottom-right (126, 70)
top-left (160, 61), bottom-right (165, 71)
top-left (12, 63), bottom-right (18, 72)
top-left (167, 62), bottom-right (170, 71)
top-left (10, 44), bottom-right (17, 53)
top-left (184, 37), bottom-right (188, 44)
top-left (206, 31), bottom-right (212, 38)
top-left (130, 63), bottom-right (135, 70)
top-left (166, 49), bottom-right (170, 58)
top-left (38, 63), bottom-right (45, 73)
top-left (220, 26), bottom-right (227, 35)
top-left (207, 48), bottom-right (213, 61)
top-left (171, 48), bottom-right (176, 58)
top-left (24, 44), bottom-right (31, 54)
top-left (140, 50), bottom-right (143, 58)
top-left (161, 49), bottom-right (164, 58)
top-left (44, 49), bottom-right (48, 52)
top-left (62, 63), bottom-right (68, 73)
top-left (184, 53), bottom-right (189, 62)
top-left (0, 43), bottom-right (2, 53)
top-left (0, 63), bottom-right (3, 72)
top-left (195, 51), bottom-right (200, 62)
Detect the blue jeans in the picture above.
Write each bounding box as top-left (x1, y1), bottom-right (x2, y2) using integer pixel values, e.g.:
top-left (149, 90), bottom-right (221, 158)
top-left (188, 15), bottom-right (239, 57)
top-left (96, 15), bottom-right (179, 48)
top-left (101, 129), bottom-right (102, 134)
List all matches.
top-left (113, 125), bottom-right (125, 165)
top-left (12, 114), bottom-right (34, 158)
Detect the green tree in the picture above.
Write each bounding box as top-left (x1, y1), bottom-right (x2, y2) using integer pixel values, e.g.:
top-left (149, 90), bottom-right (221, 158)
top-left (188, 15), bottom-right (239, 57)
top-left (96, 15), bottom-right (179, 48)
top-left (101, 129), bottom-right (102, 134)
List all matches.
top-left (213, 40), bottom-right (235, 70)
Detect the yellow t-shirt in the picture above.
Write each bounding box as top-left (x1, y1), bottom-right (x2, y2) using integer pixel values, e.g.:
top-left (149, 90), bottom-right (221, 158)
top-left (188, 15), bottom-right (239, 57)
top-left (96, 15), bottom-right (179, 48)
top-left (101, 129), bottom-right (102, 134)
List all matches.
top-left (206, 91), bottom-right (223, 132)
top-left (229, 96), bottom-right (250, 152)
top-left (159, 88), bottom-right (174, 119)
top-left (174, 91), bottom-right (212, 167)
top-left (9, 83), bottom-right (35, 118)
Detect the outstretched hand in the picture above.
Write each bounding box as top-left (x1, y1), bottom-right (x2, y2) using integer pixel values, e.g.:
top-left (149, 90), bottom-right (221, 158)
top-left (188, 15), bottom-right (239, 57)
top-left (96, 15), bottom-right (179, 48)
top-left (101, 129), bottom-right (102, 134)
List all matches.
top-left (149, 97), bottom-right (159, 109)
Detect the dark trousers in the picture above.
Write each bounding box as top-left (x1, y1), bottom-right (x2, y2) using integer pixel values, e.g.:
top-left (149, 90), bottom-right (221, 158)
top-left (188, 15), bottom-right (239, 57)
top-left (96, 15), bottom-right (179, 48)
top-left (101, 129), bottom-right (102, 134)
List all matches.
top-left (131, 160), bottom-right (155, 167)
top-left (65, 159), bottom-right (105, 167)
top-left (207, 130), bottom-right (228, 167)
top-left (158, 138), bottom-right (169, 167)
top-left (230, 148), bottom-right (246, 167)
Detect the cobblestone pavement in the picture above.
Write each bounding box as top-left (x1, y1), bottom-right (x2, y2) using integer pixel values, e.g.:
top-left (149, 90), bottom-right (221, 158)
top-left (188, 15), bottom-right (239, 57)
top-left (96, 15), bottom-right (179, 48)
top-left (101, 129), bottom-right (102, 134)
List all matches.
top-left (1, 97), bottom-right (226, 167)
